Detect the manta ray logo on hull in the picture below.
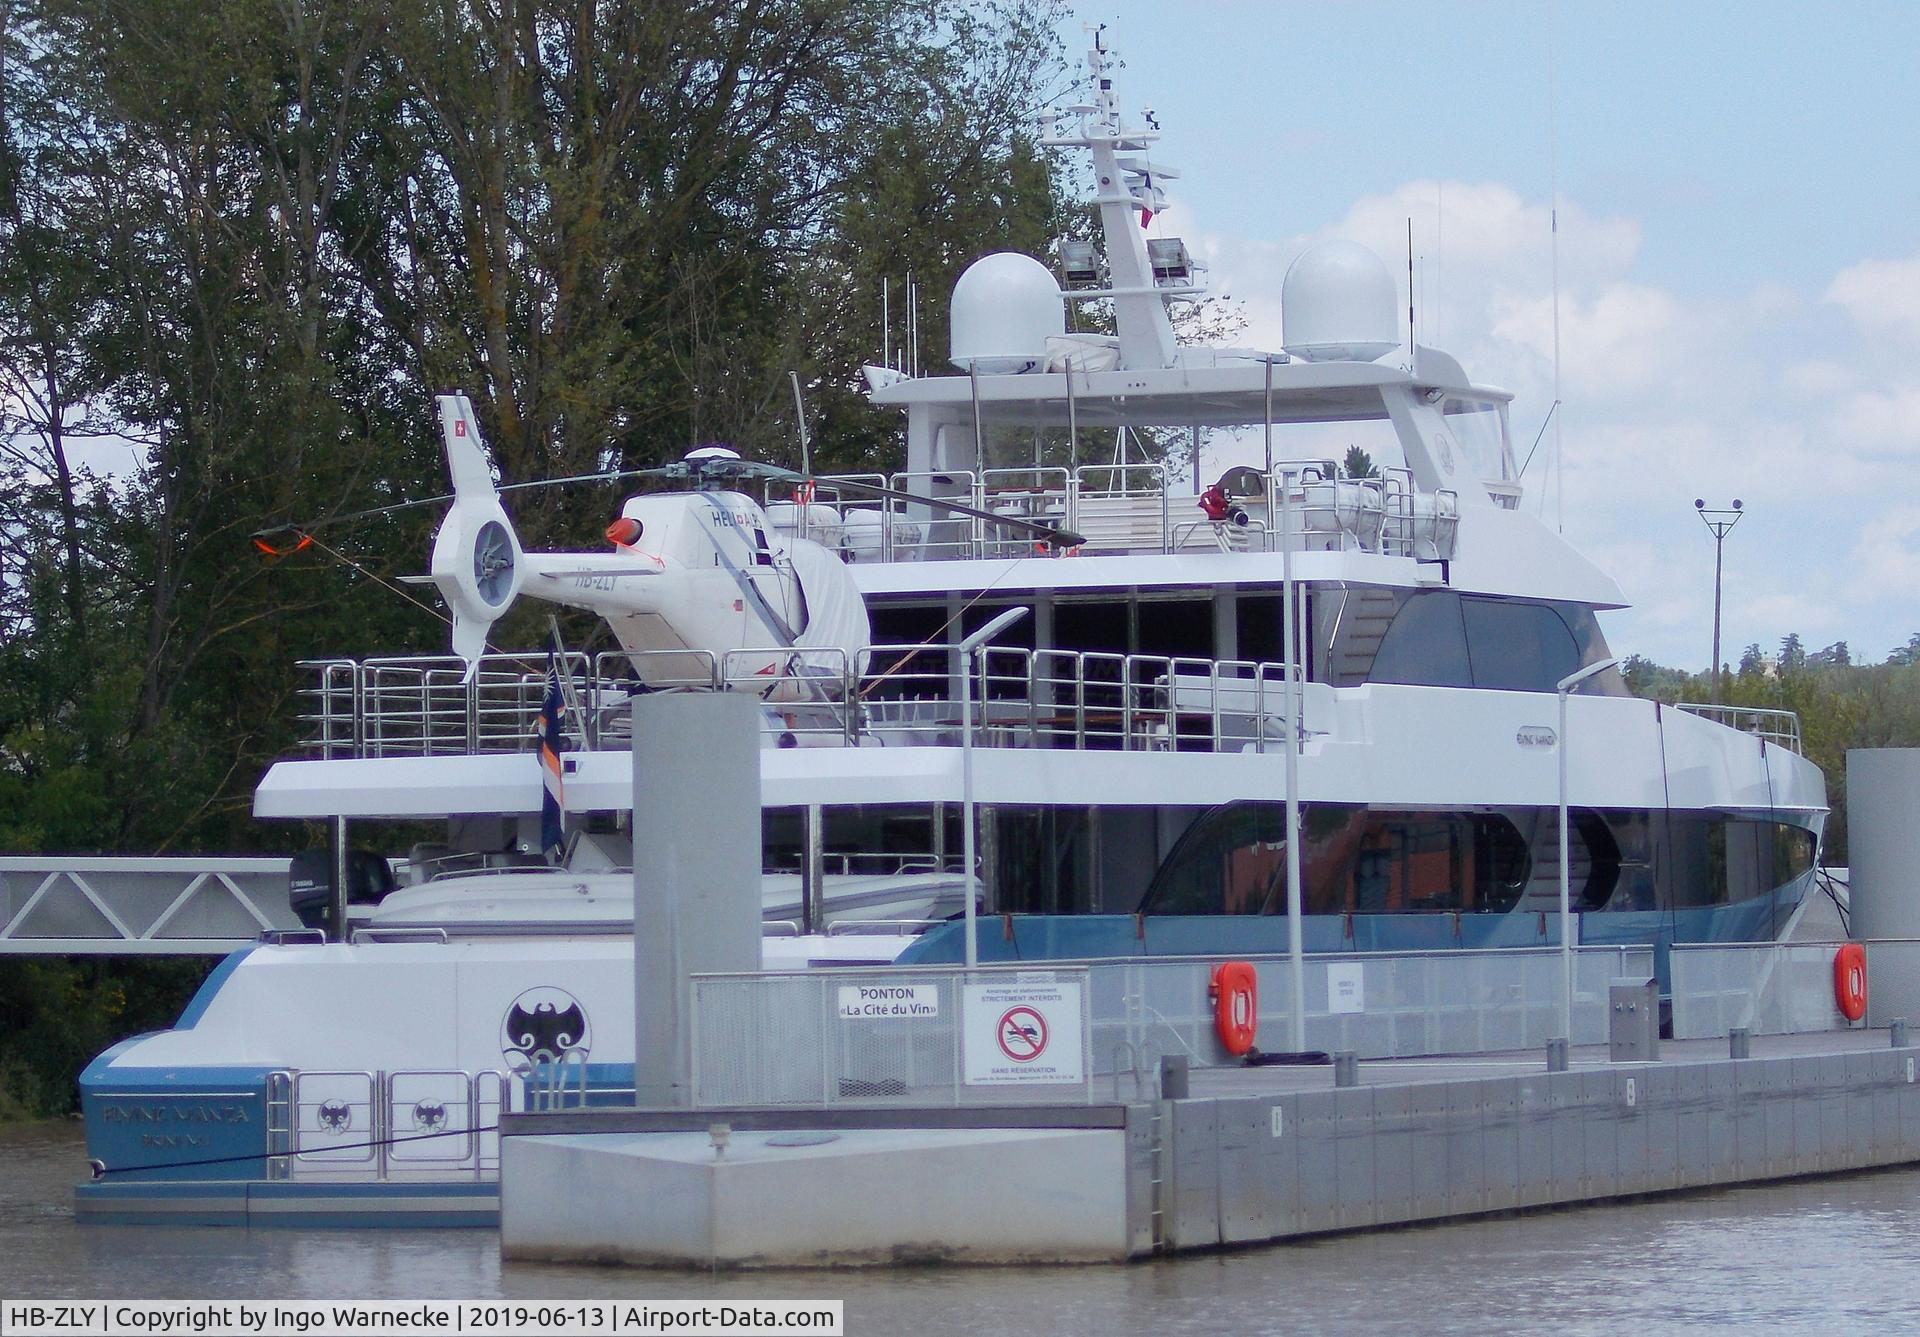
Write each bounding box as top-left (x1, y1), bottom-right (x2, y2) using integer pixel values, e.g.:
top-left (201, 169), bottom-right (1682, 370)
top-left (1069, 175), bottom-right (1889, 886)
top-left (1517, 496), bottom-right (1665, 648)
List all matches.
top-left (500, 986), bottom-right (592, 1069)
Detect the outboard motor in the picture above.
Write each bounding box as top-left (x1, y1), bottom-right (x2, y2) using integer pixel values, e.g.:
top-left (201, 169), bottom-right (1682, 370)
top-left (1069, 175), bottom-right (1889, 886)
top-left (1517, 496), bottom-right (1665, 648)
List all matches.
top-left (288, 848), bottom-right (398, 931)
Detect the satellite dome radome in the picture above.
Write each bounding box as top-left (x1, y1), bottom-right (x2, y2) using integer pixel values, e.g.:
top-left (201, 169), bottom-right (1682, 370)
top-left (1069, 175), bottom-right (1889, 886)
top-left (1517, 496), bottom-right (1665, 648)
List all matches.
top-left (949, 252), bottom-right (1065, 374)
top-left (1281, 240), bottom-right (1400, 363)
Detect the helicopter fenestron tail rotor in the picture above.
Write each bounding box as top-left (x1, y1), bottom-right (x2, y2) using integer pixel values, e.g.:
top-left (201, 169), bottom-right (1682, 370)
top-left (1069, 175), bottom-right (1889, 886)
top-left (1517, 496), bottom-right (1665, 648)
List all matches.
top-left (429, 394), bottom-right (524, 675)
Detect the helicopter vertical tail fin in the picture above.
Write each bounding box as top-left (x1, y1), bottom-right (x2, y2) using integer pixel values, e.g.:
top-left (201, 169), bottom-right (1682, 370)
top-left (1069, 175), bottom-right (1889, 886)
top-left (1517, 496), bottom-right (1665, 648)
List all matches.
top-left (429, 393), bottom-right (524, 681)
top-left (439, 394), bottom-right (499, 505)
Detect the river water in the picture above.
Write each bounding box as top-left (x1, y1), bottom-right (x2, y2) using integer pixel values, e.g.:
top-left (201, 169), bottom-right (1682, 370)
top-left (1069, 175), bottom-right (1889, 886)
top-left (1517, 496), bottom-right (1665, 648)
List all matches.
top-left (6, 1121), bottom-right (1919, 1335)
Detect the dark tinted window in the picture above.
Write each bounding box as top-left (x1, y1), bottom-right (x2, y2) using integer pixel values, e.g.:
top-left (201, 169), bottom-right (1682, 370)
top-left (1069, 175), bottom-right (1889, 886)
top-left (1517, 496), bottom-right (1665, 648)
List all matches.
top-left (1141, 803), bottom-right (1288, 916)
top-left (1461, 597), bottom-right (1582, 692)
top-left (1135, 598), bottom-right (1213, 659)
top-left (1235, 594), bottom-right (1283, 663)
top-left (1348, 812), bottom-right (1530, 914)
top-left (1140, 803), bottom-right (1530, 916)
top-left (1661, 814), bottom-right (1818, 910)
top-left (1367, 591), bottom-right (1471, 687)
top-left (1053, 599), bottom-right (1128, 655)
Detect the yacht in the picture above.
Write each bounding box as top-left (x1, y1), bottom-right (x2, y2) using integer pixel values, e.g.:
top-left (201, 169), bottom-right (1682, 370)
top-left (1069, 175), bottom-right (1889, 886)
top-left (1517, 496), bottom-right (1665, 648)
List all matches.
top-left (77, 34), bottom-right (1824, 1224)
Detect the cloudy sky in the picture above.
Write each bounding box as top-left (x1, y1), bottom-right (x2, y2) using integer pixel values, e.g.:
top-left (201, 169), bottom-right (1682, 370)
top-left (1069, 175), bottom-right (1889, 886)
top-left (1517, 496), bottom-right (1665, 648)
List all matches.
top-left (1063, 0), bottom-right (1920, 668)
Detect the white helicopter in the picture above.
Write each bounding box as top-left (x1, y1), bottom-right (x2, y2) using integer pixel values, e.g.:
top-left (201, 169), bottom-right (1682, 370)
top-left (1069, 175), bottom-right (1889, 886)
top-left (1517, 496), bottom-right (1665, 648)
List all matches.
top-left (259, 392), bottom-right (1081, 702)
top-left (425, 392), bottom-right (868, 695)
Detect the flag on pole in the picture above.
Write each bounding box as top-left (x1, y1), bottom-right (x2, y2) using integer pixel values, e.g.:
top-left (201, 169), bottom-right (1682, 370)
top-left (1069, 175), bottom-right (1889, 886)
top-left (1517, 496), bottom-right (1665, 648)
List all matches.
top-left (538, 652), bottom-right (567, 858)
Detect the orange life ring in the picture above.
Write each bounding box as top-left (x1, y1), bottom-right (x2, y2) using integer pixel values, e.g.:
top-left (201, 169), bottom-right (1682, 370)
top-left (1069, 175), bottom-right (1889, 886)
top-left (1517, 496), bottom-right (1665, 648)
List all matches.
top-left (1210, 960), bottom-right (1259, 1056)
top-left (1835, 943), bottom-right (1868, 1022)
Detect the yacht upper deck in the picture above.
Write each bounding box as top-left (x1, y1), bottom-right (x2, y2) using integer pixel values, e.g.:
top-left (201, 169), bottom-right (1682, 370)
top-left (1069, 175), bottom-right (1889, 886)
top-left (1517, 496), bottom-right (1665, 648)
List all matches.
top-left (774, 456), bottom-right (1458, 566)
top-left (289, 649), bottom-right (1804, 764)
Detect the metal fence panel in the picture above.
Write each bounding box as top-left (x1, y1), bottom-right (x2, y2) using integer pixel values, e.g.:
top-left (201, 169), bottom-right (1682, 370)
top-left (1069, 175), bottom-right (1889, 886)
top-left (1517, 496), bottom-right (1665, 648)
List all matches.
top-left (691, 966), bottom-right (1093, 1108)
top-left (1085, 948), bottom-right (1649, 1078)
top-left (693, 949), bottom-right (1651, 1106)
top-left (1670, 943), bottom-right (1848, 1038)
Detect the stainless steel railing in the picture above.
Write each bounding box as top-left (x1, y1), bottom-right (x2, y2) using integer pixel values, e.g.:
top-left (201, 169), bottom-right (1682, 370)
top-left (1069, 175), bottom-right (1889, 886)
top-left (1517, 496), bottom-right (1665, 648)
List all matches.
top-left (1673, 702), bottom-right (1805, 754)
top-left (758, 460), bottom-right (1456, 562)
top-left (293, 646), bottom-right (1307, 759)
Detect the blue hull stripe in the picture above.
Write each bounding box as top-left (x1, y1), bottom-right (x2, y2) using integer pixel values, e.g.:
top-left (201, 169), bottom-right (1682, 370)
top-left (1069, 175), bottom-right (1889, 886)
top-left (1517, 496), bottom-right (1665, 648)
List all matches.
top-left (75, 1180), bottom-right (498, 1229)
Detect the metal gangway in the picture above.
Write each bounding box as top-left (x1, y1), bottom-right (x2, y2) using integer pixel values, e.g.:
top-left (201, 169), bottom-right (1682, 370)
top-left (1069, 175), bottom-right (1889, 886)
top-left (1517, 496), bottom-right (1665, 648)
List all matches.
top-left (0, 856), bottom-right (298, 955)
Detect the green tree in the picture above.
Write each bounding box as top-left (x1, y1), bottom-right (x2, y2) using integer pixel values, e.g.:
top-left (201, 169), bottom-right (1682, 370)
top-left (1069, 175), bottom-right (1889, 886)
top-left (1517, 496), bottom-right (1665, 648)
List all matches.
top-left (0, 0), bottom-right (1072, 1115)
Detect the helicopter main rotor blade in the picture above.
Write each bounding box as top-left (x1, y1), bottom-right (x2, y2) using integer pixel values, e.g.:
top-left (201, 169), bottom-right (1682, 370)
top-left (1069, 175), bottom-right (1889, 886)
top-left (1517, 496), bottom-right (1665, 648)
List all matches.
top-left (249, 463), bottom-right (692, 543)
top-left (252, 443), bottom-right (1085, 552)
top-left (779, 470), bottom-right (1086, 550)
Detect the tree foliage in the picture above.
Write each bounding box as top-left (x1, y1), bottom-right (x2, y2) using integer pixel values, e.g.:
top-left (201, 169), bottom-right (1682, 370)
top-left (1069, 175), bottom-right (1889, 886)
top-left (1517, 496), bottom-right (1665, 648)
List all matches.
top-left (0, 0), bottom-right (1068, 1115)
top-left (1622, 635), bottom-right (1920, 864)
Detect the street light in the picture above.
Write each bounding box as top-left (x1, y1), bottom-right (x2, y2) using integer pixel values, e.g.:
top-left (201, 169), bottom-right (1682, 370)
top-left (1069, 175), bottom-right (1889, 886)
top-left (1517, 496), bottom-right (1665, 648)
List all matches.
top-left (959, 605), bottom-right (1031, 969)
top-left (1556, 655), bottom-right (1619, 1046)
top-left (1694, 499), bottom-right (1744, 704)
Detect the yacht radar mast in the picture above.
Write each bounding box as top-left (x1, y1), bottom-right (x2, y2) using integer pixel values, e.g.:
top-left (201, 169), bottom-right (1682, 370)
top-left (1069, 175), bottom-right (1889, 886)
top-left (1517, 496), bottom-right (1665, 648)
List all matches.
top-left (1038, 28), bottom-right (1201, 370)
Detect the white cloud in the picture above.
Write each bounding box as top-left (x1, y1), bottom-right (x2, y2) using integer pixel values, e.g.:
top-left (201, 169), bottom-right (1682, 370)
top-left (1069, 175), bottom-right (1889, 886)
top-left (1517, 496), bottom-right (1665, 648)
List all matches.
top-left (1827, 386), bottom-right (1920, 456)
top-left (1851, 506), bottom-right (1920, 595)
top-left (1825, 256), bottom-right (1920, 342)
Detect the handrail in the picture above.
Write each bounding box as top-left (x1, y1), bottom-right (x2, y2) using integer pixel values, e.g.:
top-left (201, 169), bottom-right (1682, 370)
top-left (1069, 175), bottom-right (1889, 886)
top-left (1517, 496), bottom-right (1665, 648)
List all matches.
top-left (292, 645), bottom-right (1306, 759)
top-left (1673, 702), bottom-right (1804, 755)
top-left (783, 457), bottom-right (1466, 562)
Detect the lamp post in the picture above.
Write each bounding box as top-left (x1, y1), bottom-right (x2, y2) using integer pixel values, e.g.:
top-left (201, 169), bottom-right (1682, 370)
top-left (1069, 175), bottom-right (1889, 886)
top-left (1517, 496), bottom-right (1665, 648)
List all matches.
top-left (1694, 499), bottom-right (1743, 703)
top-left (959, 606), bottom-right (1031, 969)
top-left (1556, 656), bottom-right (1620, 1046)
top-left (1277, 462), bottom-right (1307, 1053)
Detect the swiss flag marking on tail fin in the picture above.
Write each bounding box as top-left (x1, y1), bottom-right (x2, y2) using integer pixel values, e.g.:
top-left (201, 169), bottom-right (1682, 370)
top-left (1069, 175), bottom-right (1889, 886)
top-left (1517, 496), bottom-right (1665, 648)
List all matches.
top-left (455, 421), bottom-right (466, 436)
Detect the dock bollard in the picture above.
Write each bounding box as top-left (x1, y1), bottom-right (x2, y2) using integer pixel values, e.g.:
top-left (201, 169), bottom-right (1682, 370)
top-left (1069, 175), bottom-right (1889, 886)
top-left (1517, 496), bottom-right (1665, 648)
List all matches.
top-left (1729, 1026), bottom-right (1751, 1059)
top-left (1333, 1051), bottom-right (1359, 1088)
top-left (1893, 1019), bottom-right (1910, 1048)
top-left (1160, 1054), bottom-right (1190, 1100)
top-left (1546, 1037), bottom-right (1569, 1073)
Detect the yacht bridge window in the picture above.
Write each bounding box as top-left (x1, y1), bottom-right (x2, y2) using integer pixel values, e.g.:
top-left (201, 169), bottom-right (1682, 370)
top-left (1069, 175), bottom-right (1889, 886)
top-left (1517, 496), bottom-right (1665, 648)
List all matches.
top-left (1441, 397), bottom-right (1514, 484)
top-left (1337, 589), bottom-right (1623, 694)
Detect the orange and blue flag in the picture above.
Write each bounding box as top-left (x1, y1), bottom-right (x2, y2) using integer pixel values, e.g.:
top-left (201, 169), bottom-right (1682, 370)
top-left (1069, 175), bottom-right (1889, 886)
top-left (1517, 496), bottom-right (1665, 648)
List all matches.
top-left (538, 653), bottom-right (567, 857)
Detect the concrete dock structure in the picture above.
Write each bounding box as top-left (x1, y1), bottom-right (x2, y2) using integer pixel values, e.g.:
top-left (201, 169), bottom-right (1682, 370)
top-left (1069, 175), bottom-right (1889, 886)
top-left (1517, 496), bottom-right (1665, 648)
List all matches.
top-left (500, 1028), bottom-right (1920, 1266)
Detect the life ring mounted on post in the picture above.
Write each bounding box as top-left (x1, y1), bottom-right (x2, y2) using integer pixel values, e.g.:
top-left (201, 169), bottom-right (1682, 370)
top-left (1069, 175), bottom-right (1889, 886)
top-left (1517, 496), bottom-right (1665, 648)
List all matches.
top-left (1834, 943), bottom-right (1867, 1023)
top-left (1210, 960), bottom-right (1259, 1056)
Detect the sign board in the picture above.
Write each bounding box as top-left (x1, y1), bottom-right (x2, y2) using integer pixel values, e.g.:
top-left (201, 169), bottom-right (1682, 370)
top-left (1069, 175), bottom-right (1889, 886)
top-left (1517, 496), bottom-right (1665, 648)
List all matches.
top-left (962, 982), bottom-right (1085, 1085)
top-left (837, 984), bottom-right (939, 1020)
top-left (1326, 961), bottom-right (1365, 1014)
